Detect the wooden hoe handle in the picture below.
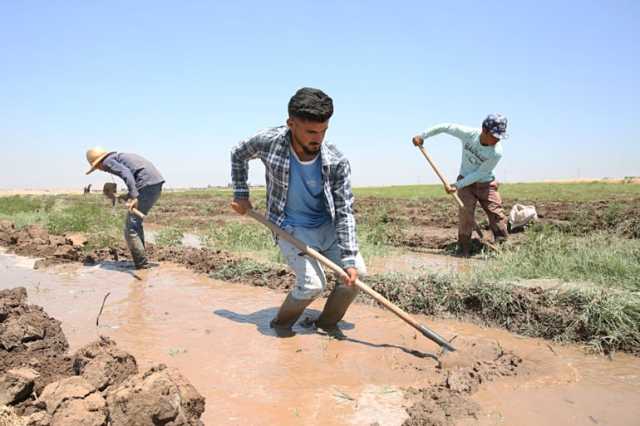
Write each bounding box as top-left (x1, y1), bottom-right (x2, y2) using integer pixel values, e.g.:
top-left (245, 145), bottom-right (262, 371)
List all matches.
top-left (131, 208), bottom-right (146, 219)
top-left (246, 209), bottom-right (456, 352)
top-left (416, 145), bottom-right (497, 251)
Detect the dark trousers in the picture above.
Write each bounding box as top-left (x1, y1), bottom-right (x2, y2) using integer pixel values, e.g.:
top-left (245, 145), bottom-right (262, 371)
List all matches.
top-left (124, 183), bottom-right (162, 266)
top-left (457, 178), bottom-right (508, 247)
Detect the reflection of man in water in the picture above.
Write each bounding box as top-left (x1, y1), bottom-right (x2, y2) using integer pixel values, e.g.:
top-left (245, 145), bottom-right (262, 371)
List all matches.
top-left (412, 114), bottom-right (509, 256)
top-left (230, 87), bottom-right (367, 337)
top-left (85, 149), bottom-right (164, 269)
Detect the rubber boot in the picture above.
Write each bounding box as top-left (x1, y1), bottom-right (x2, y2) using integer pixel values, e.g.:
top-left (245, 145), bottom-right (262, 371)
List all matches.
top-left (457, 234), bottom-right (472, 258)
top-left (315, 284), bottom-right (359, 338)
top-left (492, 225), bottom-right (508, 245)
top-left (270, 293), bottom-right (313, 337)
top-left (125, 227), bottom-right (148, 269)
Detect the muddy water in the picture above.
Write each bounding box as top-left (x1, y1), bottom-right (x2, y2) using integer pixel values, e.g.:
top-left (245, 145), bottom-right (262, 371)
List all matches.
top-left (468, 341), bottom-right (640, 425)
top-left (1, 250), bottom-right (639, 425)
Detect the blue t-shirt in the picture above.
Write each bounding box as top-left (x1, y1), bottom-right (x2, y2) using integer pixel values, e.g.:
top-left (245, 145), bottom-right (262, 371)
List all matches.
top-left (283, 148), bottom-right (331, 228)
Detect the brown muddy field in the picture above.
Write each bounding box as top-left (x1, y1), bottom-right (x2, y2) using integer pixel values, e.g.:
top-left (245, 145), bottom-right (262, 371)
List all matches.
top-left (356, 196), bottom-right (640, 249)
top-left (149, 194), bottom-right (640, 250)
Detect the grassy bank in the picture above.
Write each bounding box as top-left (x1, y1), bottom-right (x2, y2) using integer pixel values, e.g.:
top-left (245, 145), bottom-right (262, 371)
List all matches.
top-left (365, 272), bottom-right (640, 354)
top-left (478, 226), bottom-right (640, 291)
top-left (0, 194), bottom-right (123, 250)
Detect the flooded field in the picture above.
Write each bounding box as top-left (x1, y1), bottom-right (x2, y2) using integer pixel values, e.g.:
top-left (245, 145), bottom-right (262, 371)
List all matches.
top-left (2, 250), bottom-right (639, 425)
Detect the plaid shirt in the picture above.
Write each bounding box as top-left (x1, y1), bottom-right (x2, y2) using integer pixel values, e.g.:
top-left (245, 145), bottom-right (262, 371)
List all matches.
top-left (231, 126), bottom-right (359, 267)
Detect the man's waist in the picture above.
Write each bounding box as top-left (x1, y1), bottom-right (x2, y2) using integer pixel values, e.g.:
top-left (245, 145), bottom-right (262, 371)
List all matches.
top-left (457, 175), bottom-right (496, 186)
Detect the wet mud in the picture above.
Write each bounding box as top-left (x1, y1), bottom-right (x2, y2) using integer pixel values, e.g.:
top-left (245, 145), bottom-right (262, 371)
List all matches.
top-left (1, 253), bottom-right (639, 425)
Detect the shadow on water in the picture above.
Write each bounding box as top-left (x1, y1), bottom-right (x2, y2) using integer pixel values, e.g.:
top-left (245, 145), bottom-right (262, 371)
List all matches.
top-left (96, 260), bottom-right (143, 281)
top-left (214, 308), bottom-right (440, 362)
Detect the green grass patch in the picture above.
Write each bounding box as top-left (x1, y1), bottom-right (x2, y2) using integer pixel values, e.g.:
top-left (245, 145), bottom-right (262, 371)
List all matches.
top-left (0, 195), bottom-right (55, 215)
top-left (0, 196), bottom-right (55, 228)
top-left (477, 227), bottom-right (640, 290)
top-left (0, 210), bottom-right (50, 229)
top-left (159, 187), bottom-right (266, 203)
top-left (48, 202), bottom-right (115, 234)
top-left (154, 227), bottom-right (184, 246)
top-left (45, 199), bottom-right (124, 250)
top-left (204, 222), bottom-right (275, 253)
top-left (354, 185), bottom-right (450, 200)
top-left (357, 208), bottom-right (404, 259)
top-left (500, 181), bottom-right (640, 202)
top-left (209, 258), bottom-right (276, 281)
top-left (0, 195), bottom-right (124, 249)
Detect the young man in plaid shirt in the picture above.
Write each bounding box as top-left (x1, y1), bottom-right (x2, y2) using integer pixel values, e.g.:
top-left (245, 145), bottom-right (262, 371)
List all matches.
top-left (230, 87), bottom-right (366, 337)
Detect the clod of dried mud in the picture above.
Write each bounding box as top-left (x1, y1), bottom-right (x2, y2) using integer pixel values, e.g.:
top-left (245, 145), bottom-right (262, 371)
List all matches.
top-left (403, 336), bottom-right (523, 425)
top-left (0, 405), bottom-right (26, 426)
top-left (0, 287), bottom-right (205, 425)
top-left (0, 287), bottom-right (72, 396)
top-left (106, 364), bottom-right (205, 426)
top-left (72, 336), bottom-right (138, 391)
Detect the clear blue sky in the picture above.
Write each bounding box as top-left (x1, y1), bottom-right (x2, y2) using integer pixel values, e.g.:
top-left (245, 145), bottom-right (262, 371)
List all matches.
top-left (1, 1), bottom-right (638, 189)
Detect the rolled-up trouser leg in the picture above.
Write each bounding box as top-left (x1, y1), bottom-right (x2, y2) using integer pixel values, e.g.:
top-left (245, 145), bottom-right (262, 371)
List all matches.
top-left (318, 234), bottom-right (368, 329)
top-left (277, 228), bottom-right (327, 301)
top-left (457, 184), bottom-right (477, 255)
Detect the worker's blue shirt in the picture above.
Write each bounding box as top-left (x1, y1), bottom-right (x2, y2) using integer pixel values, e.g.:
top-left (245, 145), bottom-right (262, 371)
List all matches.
top-left (282, 147), bottom-right (331, 228)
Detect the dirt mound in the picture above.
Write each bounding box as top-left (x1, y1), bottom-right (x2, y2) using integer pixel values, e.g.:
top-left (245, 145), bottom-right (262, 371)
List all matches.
top-left (404, 336), bottom-right (523, 425)
top-left (0, 223), bottom-right (94, 267)
top-left (149, 245), bottom-right (239, 274)
top-left (0, 405), bottom-right (26, 426)
top-left (72, 336), bottom-right (138, 391)
top-left (0, 287), bottom-right (72, 395)
top-left (38, 376), bottom-right (108, 425)
top-left (0, 288), bottom-right (205, 425)
top-left (105, 364), bottom-right (205, 426)
top-left (394, 226), bottom-right (457, 250)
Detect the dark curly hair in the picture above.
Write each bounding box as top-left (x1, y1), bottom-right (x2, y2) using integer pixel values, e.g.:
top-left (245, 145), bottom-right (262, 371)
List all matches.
top-left (288, 87), bottom-right (334, 122)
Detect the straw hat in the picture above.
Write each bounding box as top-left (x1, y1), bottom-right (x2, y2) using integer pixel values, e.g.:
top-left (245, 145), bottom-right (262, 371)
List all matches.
top-left (85, 147), bottom-right (114, 175)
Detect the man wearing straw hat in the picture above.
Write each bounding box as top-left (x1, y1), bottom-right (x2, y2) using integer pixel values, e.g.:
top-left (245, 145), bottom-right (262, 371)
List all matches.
top-left (230, 87), bottom-right (366, 337)
top-left (412, 114), bottom-right (509, 256)
top-left (85, 148), bottom-right (165, 269)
